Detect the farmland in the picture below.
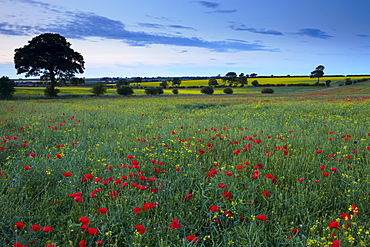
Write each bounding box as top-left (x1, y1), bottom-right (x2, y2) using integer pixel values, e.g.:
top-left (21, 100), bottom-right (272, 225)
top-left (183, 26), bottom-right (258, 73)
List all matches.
top-left (1, 82), bottom-right (370, 246)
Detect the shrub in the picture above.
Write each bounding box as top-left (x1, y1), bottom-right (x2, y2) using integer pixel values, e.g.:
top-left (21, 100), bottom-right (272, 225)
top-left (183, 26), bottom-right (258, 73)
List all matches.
top-left (223, 87), bottom-right (233, 94)
top-left (44, 86), bottom-right (60, 97)
top-left (345, 78), bottom-right (352, 85)
top-left (325, 80), bottom-right (331, 87)
top-left (91, 82), bottom-right (107, 96)
top-left (145, 87), bottom-right (164, 95)
top-left (201, 86), bottom-right (214, 94)
top-left (0, 76), bottom-right (16, 97)
top-left (251, 80), bottom-right (259, 87)
top-left (261, 88), bottom-right (274, 94)
top-left (172, 89), bottom-right (179, 95)
top-left (117, 86), bottom-right (134, 96)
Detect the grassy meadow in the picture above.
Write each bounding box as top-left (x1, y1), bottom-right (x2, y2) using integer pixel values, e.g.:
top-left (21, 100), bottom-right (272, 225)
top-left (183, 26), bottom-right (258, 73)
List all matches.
top-left (1, 81), bottom-right (370, 246)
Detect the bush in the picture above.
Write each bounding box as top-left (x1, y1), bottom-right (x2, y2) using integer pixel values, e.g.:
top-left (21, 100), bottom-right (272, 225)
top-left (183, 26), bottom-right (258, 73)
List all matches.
top-left (172, 89), bottom-right (179, 95)
top-left (251, 80), bottom-right (259, 87)
top-left (345, 78), bottom-right (352, 85)
top-left (223, 87), bottom-right (233, 94)
top-left (91, 82), bottom-right (107, 96)
top-left (201, 86), bottom-right (214, 94)
top-left (145, 87), bottom-right (163, 95)
top-left (325, 80), bottom-right (331, 87)
top-left (44, 86), bottom-right (60, 97)
top-left (117, 86), bottom-right (134, 96)
top-left (261, 88), bottom-right (274, 94)
top-left (0, 76), bottom-right (16, 97)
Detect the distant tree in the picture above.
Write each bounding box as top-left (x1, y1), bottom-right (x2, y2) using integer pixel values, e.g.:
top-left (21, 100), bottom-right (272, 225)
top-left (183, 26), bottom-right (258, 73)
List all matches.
top-left (250, 73), bottom-right (258, 78)
top-left (0, 76), bottom-right (16, 97)
top-left (224, 72), bottom-right (237, 86)
top-left (201, 86), bottom-right (214, 94)
top-left (261, 88), bottom-right (274, 94)
top-left (223, 87), bottom-right (233, 94)
top-left (70, 77), bottom-right (85, 86)
top-left (145, 87), bottom-right (163, 95)
top-left (310, 65), bottom-right (325, 84)
top-left (172, 89), bottom-right (179, 94)
top-left (116, 79), bottom-right (129, 87)
top-left (14, 33), bottom-right (84, 97)
top-left (91, 82), bottom-right (107, 96)
top-left (251, 80), bottom-right (259, 87)
top-left (171, 78), bottom-right (181, 87)
top-left (325, 80), bottom-right (331, 87)
top-left (159, 81), bottom-right (169, 88)
top-left (344, 78), bottom-right (352, 85)
top-left (117, 85), bottom-right (134, 95)
top-left (134, 77), bottom-right (142, 87)
top-left (238, 73), bottom-right (247, 87)
top-left (208, 78), bottom-right (219, 87)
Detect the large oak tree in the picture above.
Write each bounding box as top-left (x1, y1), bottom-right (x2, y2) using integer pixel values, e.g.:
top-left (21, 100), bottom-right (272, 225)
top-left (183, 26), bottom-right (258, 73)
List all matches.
top-left (14, 33), bottom-right (85, 96)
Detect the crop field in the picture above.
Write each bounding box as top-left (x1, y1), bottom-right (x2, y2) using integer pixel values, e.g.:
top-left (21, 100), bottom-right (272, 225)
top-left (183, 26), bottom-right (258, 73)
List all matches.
top-left (1, 82), bottom-right (370, 246)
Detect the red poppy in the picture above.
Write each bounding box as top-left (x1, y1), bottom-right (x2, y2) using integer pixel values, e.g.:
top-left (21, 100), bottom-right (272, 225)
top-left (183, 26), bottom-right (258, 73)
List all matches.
top-left (170, 219), bottom-right (181, 229)
top-left (328, 221), bottom-right (341, 230)
top-left (96, 240), bottom-right (104, 245)
top-left (43, 226), bottom-right (53, 232)
top-left (78, 240), bottom-right (87, 247)
top-left (256, 215), bottom-right (267, 222)
top-left (221, 191), bottom-right (232, 201)
top-left (126, 155), bottom-right (134, 159)
top-left (74, 196), bottom-right (83, 203)
top-left (291, 228), bottom-right (298, 234)
top-left (351, 203), bottom-right (359, 215)
top-left (186, 235), bottom-right (199, 243)
top-left (316, 150), bottom-right (323, 153)
top-left (340, 213), bottom-right (352, 221)
top-left (135, 225), bottom-right (146, 234)
top-left (30, 224), bottom-right (42, 231)
top-left (78, 217), bottom-right (90, 230)
top-left (143, 203), bottom-right (154, 210)
top-left (55, 154), bottom-right (63, 159)
top-left (29, 152), bottom-right (35, 157)
top-left (87, 228), bottom-right (99, 235)
top-left (63, 172), bottom-right (72, 177)
top-left (183, 193), bottom-right (193, 201)
top-left (218, 183), bottom-right (226, 188)
top-left (14, 222), bottom-right (25, 229)
top-left (97, 208), bottom-right (108, 214)
top-left (134, 207), bottom-right (142, 214)
top-left (320, 165), bottom-right (325, 171)
top-left (13, 244), bottom-right (26, 247)
top-left (23, 166), bottom-right (30, 170)
top-left (299, 178), bottom-right (305, 182)
top-left (210, 205), bottom-right (220, 212)
top-left (262, 191), bottom-right (271, 197)
top-left (323, 172), bottom-right (329, 177)
top-left (330, 240), bottom-right (342, 247)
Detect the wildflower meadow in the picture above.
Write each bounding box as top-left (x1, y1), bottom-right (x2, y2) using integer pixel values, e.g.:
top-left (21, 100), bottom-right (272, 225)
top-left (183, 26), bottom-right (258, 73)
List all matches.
top-left (1, 84), bottom-right (370, 246)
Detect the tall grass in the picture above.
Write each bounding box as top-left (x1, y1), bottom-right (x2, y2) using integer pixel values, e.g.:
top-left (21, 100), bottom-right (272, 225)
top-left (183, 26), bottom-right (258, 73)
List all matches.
top-left (1, 85), bottom-right (370, 246)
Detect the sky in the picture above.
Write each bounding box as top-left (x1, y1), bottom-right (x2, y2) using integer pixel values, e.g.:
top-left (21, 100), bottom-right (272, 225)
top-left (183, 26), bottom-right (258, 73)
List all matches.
top-left (1, 0), bottom-right (370, 78)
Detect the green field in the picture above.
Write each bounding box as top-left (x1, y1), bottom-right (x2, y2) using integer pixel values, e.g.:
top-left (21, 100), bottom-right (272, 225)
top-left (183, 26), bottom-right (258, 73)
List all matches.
top-left (1, 82), bottom-right (370, 246)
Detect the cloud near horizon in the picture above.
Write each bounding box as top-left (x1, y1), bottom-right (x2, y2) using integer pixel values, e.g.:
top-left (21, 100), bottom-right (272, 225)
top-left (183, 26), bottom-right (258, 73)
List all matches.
top-left (229, 22), bottom-right (284, 36)
top-left (293, 28), bottom-right (333, 39)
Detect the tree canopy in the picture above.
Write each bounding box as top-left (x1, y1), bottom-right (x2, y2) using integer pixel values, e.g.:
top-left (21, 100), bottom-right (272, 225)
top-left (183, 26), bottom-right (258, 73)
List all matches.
top-left (310, 65), bottom-right (325, 84)
top-left (14, 33), bottom-right (84, 96)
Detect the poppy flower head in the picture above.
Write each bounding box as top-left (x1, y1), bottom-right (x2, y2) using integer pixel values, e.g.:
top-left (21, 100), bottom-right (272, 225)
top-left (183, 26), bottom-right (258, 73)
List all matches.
top-left (170, 219), bottom-right (181, 229)
top-left (87, 228), bottom-right (99, 235)
top-left (256, 215), bottom-right (267, 222)
top-left (43, 226), bottom-right (53, 232)
top-left (210, 205), bottom-right (220, 212)
top-left (221, 191), bottom-right (232, 201)
top-left (328, 221), bottom-right (341, 230)
top-left (134, 207), bottom-right (142, 214)
top-left (186, 235), bottom-right (199, 243)
top-left (97, 208), bottom-right (108, 214)
top-left (14, 222), bottom-right (25, 229)
top-left (135, 225), bottom-right (146, 234)
top-left (30, 224), bottom-right (42, 231)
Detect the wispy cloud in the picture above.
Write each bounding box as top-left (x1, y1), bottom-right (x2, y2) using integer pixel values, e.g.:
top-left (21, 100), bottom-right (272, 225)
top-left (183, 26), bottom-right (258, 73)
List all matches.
top-left (357, 34), bottom-right (369, 38)
top-left (293, 28), bottom-right (332, 39)
top-left (229, 22), bottom-right (283, 36)
top-left (195, 1), bottom-right (220, 9)
top-left (207, 9), bottom-right (237, 14)
top-left (1, 4), bottom-right (270, 53)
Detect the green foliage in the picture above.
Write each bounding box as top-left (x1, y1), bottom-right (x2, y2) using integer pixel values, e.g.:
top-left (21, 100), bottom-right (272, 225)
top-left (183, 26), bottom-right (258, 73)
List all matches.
top-left (69, 77), bottom-right (85, 86)
top-left (201, 86), bottom-right (214, 94)
top-left (171, 78), bottom-right (181, 87)
top-left (345, 78), bottom-right (353, 85)
top-left (223, 72), bottom-right (237, 86)
top-left (14, 33), bottom-right (85, 97)
top-left (145, 87), bottom-right (163, 95)
top-left (44, 86), bottom-right (60, 97)
top-left (172, 89), bottom-right (179, 94)
top-left (159, 81), bottom-right (169, 88)
top-left (261, 88), bottom-right (274, 94)
top-left (117, 86), bottom-right (134, 96)
top-left (91, 82), bottom-right (107, 96)
top-left (0, 76), bottom-right (16, 97)
top-left (223, 87), bottom-right (233, 94)
top-left (208, 78), bottom-right (218, 87)
top-left (310, 65), bottom-right (325, 83)
top-left (325, 80), bottom-right (331, 87)
top-left (251, 80), bottom-right (259, 87)
top-left (116, 79), bottom-right (129, 87)
top-left (134, 77), bottom-right (142, 87)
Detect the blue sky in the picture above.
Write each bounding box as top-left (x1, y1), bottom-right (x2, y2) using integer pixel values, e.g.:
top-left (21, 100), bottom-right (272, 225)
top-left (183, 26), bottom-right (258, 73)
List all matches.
top-left (1, 0), bottom-right (370, 78)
